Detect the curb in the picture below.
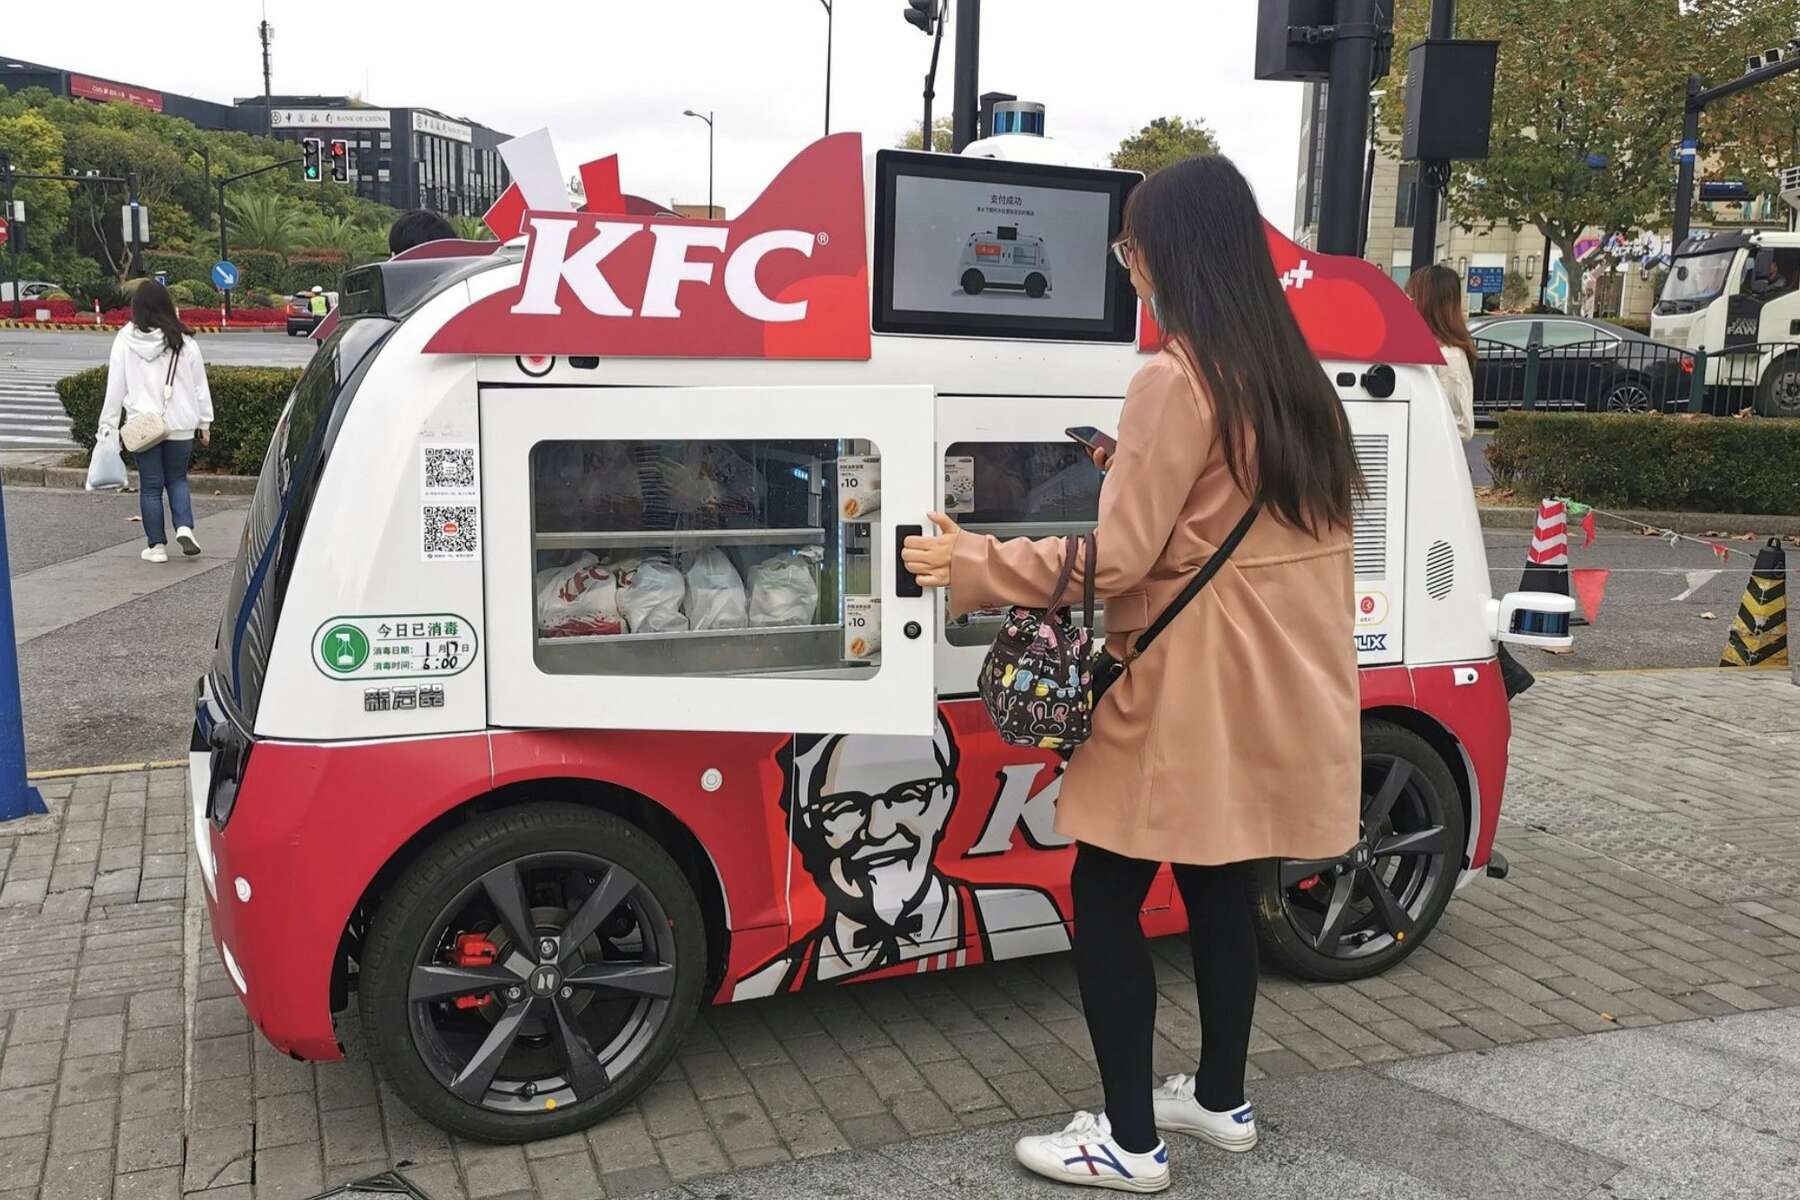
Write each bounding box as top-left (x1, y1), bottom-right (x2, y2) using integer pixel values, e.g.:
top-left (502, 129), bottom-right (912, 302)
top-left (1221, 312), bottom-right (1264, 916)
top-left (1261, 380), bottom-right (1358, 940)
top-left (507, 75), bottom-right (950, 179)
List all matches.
top-left (0, 463), bottom-right (259, 495)
top-left (1478, 505), bottom-right (1800, 537)
top-left (0, 320), bottom-right (284, 333)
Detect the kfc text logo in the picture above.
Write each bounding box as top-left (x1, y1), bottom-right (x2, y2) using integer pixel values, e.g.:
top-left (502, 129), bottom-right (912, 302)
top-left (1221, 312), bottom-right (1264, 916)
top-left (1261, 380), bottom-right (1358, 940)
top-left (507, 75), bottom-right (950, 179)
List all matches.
top-left (426, 133), bottom-right (871, 360)
top-left (511, 218), bottom-right (821, 323)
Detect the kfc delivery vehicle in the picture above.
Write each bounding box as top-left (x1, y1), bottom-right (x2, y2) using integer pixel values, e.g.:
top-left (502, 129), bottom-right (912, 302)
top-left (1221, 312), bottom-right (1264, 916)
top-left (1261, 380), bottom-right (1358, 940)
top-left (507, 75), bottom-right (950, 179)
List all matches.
top-left (190, 128), bottom-right (1571, 1142)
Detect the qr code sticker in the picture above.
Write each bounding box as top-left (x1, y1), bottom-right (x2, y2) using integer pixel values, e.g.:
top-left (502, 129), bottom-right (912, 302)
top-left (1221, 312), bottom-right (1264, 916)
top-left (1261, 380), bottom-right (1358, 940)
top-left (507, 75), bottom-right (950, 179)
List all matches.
top-left (423, 505), bottom-right (479, 561)
top-left (421, 444), bottom-right (478, 497)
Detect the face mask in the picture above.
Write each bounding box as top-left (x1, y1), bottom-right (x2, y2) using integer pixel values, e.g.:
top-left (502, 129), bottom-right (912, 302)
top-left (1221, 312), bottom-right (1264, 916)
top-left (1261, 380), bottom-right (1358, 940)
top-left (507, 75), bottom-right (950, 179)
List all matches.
top-left (1148, 293), bottom-right (1164, 326)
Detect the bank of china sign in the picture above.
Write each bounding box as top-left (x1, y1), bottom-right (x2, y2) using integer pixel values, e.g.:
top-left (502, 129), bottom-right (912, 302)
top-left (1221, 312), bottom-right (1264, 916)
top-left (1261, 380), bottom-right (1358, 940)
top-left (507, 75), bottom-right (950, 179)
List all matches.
top-left (271, 109), bottom-right (392, 131)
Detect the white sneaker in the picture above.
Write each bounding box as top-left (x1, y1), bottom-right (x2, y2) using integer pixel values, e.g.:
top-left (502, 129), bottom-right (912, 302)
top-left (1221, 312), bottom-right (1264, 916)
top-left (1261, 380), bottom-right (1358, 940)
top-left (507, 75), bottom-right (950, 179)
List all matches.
top-left (141, 545), bottom-right (168, 564)
top-left (1152, 1074), bottom-right (1257, 1152)
top-left (1014, 1111), bottom-right (1170, 1192)
top-left (175, 526), bottom-right (202, 556)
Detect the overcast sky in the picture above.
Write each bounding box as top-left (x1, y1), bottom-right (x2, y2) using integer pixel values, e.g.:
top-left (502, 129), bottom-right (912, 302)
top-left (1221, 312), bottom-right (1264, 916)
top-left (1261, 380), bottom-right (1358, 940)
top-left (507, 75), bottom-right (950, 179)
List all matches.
top-left (8, 2), bottom-right (1305, 229)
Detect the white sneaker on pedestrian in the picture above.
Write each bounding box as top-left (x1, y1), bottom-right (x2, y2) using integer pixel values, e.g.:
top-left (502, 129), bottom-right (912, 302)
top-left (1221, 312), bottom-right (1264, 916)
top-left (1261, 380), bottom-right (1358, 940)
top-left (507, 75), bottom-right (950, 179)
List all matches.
top-left (1152, 1074), bottom-right (1257, 1152)
top-left (1014, 1111), bottom-right (1170, 1192)
top-left (141, 545), bottom-right (168, 564)
top-left (175, 526), bottom-right (202, 556)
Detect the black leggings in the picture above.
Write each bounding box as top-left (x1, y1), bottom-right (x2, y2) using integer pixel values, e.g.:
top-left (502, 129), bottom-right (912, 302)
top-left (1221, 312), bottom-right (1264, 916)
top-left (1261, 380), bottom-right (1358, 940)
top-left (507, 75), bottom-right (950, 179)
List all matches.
top-left (1070, 841), bottom-right (1259, 1154)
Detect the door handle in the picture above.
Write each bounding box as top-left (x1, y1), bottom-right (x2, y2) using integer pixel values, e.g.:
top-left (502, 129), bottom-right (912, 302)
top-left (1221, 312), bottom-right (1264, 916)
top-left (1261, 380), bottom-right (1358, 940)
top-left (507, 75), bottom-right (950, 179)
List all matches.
top-left (895, 524), bottom-right (923, 598)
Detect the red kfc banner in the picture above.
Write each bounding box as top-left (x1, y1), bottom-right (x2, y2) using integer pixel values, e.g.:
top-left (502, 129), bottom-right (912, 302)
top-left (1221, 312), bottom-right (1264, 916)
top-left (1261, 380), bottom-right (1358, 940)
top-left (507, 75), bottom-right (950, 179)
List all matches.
top-left (70, 74), bottom-right (164, 112)
top-left (1140, 221), bottom-right (1444, 366)
top-left (429, 133), bottom-right (871, 360)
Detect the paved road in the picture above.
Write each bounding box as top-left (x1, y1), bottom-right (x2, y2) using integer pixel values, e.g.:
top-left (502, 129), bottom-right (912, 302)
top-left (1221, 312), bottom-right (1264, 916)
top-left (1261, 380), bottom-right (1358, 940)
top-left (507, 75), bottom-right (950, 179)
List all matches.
top-left (0, 668), bottom-right (1796, 1199)
top-left (0, 330), bottom-right (316, 451)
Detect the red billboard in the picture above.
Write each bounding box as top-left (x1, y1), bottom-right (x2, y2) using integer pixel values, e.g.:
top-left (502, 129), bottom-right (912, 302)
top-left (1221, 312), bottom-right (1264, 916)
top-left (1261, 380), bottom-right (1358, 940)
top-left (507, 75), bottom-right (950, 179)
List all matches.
top-left (69, 74), bottom-right (164, 113)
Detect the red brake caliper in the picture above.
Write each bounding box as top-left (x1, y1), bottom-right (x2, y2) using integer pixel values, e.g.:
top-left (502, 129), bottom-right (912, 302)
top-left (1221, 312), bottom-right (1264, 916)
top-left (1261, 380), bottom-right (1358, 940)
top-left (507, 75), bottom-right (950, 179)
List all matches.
top-left (450, 933), bottom-right (498, 1009)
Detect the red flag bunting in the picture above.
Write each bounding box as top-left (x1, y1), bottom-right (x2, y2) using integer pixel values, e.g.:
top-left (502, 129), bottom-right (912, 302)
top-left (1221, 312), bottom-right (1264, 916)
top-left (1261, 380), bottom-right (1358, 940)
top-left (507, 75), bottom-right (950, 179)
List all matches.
top-left (1710, 541), bottom-right (1730, 561)
top-left (1580, 510), bottom-right (1596, 548)
top-left (1571, 568), bottom-right (1610, 625)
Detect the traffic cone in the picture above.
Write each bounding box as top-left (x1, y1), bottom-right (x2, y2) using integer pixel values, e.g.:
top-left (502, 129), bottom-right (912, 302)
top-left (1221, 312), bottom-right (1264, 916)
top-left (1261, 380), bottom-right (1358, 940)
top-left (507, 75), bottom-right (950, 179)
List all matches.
top-left (1517, 499), bottom-right (1582, 634)
top-left (1719, 539), bottom-right (1788, 669)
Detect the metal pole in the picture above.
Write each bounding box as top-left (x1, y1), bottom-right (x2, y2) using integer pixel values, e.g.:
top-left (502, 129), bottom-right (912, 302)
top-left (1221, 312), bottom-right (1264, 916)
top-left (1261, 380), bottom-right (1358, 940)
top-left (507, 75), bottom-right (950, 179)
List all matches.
top-left (1358, 108), bottom-right (1377, 257)
top-left (1409, 0), bottom-right (1455, 274)
top-left (923, 1), bottom-right (948, 151)
top-left (218, 178), bottom-right (231, 321)
top-left (126, 170), bottom-right (142, 279)
top-left (260, 19), bottom-right (274, 138)
top-left (0, 484), bottom-right (47, 822)
top-left (2, 152), bottom-right (20, 318)
top-left (1672, 80), bottom-right (1701, 245)
top-left (951, 0), bottom-right (980, 151)
top-left (1318, 0), bottom-right (1379, 254)
top-left (822, 0), bottom-right (833, 136)
top-left (1539, 233), bottom-right (1552, 305)
top-left (707, 112), bottom-right (714, 220)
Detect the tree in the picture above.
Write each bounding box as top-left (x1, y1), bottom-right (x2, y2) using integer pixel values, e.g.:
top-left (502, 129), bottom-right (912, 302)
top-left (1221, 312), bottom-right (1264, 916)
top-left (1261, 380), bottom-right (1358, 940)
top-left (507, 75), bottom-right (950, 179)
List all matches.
top-left (1383, 0), bottom-right (1800, 304)
top-left (300, 213), bottom-right (384, 260)
top-left (228, 193), bottom-right (304, 256)
top-left (1109, 117), bottom-right (1220, 175)
top-left (1501, 270), bottom-right (1531, 311)
top-left (449, 214), bottom-right (494, 241)
top-left (898, 117), bottom-right (954, 152)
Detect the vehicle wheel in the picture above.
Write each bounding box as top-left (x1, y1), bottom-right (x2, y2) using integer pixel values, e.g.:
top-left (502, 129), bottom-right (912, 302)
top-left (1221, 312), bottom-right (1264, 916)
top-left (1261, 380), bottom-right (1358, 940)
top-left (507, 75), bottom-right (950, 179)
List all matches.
top-left (1252, 720), bottom-right (1466, 982)
top-left (961, 269), bottom-right (986, 295)
top-left (1024, 273), bottom-right (1048, 298)
top-left (1602, 376), bottom-right (1652, 414)
top-left (1756, 356), bottom-right (1800, 417)
top-left (359, 803), bottom-right (705, 1142)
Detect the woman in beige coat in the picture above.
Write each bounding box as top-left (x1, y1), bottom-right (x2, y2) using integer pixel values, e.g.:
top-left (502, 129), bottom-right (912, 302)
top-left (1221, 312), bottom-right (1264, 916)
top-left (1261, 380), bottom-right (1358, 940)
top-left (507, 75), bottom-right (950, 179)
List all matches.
top-left (904, 155), bottom-right (1363, 1193)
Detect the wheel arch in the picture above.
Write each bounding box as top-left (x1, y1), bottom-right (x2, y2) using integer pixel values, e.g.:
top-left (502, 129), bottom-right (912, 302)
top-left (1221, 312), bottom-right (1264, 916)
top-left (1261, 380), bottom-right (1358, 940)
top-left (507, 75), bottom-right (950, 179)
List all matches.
top-left (1361, 705), bottom-right (1477, 875)
top-left (335, 775), bottom-right (732, 1014)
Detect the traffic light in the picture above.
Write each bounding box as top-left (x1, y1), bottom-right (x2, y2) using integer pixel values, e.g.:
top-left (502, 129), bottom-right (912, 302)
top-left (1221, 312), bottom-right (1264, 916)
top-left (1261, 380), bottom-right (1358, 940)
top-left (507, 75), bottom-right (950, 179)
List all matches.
top-left (329, 139), bottom-right (349, 183)
top-left (903, 0), bottom-right (936, 34)
top-left (302, 137), bottom-right (322, 182)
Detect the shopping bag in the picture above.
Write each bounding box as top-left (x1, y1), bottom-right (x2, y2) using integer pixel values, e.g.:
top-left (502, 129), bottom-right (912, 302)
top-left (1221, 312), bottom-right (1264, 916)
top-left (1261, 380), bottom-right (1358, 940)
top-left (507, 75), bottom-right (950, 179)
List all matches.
top-left (86, 427), bottom-right (129, 492)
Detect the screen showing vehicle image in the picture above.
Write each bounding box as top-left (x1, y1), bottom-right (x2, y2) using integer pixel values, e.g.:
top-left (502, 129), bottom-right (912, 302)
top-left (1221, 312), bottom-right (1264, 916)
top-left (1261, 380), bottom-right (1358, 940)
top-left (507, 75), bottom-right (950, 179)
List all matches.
top-left (874, 151), bottom-right (1139, 342)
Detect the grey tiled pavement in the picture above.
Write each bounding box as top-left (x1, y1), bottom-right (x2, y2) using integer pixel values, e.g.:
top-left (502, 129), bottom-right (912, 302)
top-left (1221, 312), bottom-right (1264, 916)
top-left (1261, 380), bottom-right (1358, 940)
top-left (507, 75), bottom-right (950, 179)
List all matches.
top-left (0, 667), bottom-right (1798, 1198)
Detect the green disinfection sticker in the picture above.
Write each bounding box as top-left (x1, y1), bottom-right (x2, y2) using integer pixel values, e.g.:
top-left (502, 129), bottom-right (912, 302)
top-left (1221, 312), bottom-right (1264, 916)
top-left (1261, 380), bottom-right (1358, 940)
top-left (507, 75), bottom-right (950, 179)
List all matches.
top-left (312, 614), bottom-right (478, 681)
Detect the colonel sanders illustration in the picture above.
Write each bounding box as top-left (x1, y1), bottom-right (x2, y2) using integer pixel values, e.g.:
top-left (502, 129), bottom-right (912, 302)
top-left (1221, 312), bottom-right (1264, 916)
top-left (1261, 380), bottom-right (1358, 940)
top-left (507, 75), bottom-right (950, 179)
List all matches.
top-left (732, 714), bottom-right (1069, 999)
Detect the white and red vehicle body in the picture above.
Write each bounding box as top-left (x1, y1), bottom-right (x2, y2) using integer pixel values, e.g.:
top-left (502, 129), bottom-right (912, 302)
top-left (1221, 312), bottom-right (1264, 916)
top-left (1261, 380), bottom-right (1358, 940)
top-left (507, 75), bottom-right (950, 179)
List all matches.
top-left (190, 132), bottom-right (1568, 1078)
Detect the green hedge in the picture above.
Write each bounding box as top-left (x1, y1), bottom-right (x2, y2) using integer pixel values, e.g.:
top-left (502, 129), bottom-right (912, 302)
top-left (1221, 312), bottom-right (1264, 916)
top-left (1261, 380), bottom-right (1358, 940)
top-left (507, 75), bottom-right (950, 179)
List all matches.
top-left (1486, 412), bottom-right (1800, 515)
top-left (141, 251), bottom-right (208, 285)
top-left (231, 249), bottom-right (286, 292)
top-left (57, 365), bottom-right (301, 475)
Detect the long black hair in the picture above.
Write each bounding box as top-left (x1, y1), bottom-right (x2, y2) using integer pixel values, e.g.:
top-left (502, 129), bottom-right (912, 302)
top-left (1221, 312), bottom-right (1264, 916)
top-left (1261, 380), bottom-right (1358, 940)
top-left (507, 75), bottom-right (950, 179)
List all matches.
top-left (129, 280), bottom-right (191, 355)
top-left (1124, 155), bottom-right (1363, 535)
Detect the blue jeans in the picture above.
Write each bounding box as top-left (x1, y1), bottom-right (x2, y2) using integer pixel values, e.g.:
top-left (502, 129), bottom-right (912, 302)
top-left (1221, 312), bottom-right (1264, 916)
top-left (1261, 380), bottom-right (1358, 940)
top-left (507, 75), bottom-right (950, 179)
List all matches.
top-left (136, 437), bottom-right (195, 547)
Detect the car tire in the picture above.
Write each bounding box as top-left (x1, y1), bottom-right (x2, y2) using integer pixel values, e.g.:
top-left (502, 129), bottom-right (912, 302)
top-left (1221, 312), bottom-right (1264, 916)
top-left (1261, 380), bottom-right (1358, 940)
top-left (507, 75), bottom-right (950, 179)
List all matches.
top-left (1024, 273), bottom-right (1048, 299)
top-left (961, 269), bottom-right (986, 296)
top-left (1756, 355), bottom-right (1800, 417)
top-left (1251, 720), bottom-right (1466, 982)
top-left (1602, 375), bottom-right (1652, 414)
top-left (359, 803), bottom-right (706, 1142)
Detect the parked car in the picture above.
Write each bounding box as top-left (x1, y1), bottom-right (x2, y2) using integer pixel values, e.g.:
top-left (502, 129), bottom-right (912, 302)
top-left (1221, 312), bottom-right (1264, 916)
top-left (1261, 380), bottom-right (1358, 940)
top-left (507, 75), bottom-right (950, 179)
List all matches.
top-left (0, 280), bottom-right (61, 304)
top-left (1470, 314), bottom-right (1691, 415)
top-left (285, 290), bottom-right (338, 336)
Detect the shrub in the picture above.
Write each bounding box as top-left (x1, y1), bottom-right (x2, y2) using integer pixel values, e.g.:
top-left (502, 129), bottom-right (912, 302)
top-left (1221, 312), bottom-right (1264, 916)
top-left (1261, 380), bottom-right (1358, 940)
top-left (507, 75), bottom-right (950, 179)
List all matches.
top-left (231, 249), bottom-right (286, 291)
top-left (168, 280), bottom-right (219, 306)
top-left (56, 365), bottom-right (302, 475)
top-left (1486, 412), bottom-right (1800, 515)
top-left (282, 262), bottom-right (344, 296)
top-left (68, 279), bottom-right (127, 313)
top-left (141, 251), bottom-right (208, 285)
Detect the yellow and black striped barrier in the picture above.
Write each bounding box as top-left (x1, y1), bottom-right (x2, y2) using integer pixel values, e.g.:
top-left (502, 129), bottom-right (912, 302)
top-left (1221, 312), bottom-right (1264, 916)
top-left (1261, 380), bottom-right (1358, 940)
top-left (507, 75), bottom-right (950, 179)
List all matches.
top-left (1720, 538), bottom-right (1789, 669)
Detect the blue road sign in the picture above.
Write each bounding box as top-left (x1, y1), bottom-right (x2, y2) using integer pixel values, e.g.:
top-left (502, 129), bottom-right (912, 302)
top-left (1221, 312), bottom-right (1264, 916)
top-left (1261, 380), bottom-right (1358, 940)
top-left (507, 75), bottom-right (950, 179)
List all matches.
top-left (1467, 266), bottom-right (1506, 295)
top-left (211, 260), bottom-right (240, 290)
top-left (153, 270), bottom-right (169, 286)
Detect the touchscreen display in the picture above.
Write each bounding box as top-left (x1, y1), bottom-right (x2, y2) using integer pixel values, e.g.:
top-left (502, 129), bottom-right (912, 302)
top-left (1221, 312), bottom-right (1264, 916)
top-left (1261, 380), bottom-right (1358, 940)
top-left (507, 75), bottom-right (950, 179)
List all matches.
top-left (874, 152), bottom-right (1139, 342)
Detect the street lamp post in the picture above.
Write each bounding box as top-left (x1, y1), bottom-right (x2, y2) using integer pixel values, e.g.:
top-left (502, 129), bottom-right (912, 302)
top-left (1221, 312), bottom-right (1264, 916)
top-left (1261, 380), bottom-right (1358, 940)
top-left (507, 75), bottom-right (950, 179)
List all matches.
top-left (818, 0), bottom-right (833, 136)
top-left (682, 109), bottom-right (715, 219)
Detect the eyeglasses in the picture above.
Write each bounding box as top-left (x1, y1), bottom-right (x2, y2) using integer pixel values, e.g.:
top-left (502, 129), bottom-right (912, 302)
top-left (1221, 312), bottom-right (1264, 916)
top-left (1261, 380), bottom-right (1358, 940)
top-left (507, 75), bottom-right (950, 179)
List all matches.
top-left (1110, 238), bottom-right (1134, 271)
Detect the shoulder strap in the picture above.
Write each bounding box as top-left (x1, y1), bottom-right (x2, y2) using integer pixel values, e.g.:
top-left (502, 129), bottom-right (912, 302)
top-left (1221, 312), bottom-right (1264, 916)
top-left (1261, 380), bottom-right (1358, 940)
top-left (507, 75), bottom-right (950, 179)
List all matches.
top-left (1045, 534), bottom-right (1082, 612)
top-left (1129, 498), bottom-right (1262, 658)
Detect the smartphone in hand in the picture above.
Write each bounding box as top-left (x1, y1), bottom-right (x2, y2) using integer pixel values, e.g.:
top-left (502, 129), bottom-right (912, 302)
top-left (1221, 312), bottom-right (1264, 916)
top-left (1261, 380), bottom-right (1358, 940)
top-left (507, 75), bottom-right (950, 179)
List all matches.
top-left (1065, 426), bottom-right (1118, 456)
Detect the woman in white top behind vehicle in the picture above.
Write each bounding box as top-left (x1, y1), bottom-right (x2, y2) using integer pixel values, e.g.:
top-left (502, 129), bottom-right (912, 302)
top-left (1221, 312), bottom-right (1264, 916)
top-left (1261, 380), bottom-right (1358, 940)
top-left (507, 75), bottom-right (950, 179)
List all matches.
top-left (1405, 265), bottom-right (1476, 441)
top-left (98, 281), bottom-right (214, 563)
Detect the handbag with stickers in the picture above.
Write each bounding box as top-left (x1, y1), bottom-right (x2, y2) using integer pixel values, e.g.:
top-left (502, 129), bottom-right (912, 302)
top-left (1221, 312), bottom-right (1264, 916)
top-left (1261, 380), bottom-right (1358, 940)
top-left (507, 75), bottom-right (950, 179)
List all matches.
top-left (120, 344), bottom-right (179, 453)
top-left (977, 533), bottom-right (1098, 751)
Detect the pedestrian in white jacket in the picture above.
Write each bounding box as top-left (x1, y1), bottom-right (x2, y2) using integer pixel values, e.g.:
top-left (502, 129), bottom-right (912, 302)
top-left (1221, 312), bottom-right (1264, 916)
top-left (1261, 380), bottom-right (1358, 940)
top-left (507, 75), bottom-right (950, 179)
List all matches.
top-left (1405, 265), bottom-right (1478, 442)
top-left (98, 281), bottom-right (214, 563)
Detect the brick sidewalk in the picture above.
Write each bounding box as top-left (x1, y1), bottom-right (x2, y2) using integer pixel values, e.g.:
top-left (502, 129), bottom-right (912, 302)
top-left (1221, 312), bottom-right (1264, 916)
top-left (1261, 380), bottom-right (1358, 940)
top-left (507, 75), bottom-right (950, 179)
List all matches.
top-left (0, 668), bottom-right (1797, 1199)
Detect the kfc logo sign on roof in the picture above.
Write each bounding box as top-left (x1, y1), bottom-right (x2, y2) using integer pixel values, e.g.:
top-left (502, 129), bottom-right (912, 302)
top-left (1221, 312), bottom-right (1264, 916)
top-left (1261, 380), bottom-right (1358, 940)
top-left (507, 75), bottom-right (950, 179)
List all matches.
top-left (426, 133), bottom-right (871, 360)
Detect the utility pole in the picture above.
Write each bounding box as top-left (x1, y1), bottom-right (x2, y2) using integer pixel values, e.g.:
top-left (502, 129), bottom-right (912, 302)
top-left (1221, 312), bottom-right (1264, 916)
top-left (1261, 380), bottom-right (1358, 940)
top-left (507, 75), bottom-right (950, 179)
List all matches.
top-left (924, 1), bottom-right (948, 150)
top-left (951, 0), bottom-right (980, 151)
top-left (818, 0), bottom-right (833, 135)
top-left (1317, 0), bottom-right (1383, 254)
top-left (259, 17), bottom-right (275, 137)
top-left (1671, 54), bottom-right (1800, 244)
top-left (1, 150), bottom-right (19, 318)
top-left (1408, 0), bottom-right (1455, 273)
top-left (126, 171), bottom-right (142, 278)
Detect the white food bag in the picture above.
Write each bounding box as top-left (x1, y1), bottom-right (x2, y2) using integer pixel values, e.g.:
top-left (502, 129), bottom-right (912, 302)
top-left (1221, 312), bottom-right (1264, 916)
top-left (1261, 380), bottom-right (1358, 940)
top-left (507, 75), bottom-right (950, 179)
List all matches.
top-left (86, 427), bottom-right (129, 492)
top-left (534, 553), bottom-right (626, 637)
top-left (684, 547), bottom-right (749, 631)
top-left (749, 548), bottom-right (822, 627)
top-left (613, 557), bottom-right (690, 633)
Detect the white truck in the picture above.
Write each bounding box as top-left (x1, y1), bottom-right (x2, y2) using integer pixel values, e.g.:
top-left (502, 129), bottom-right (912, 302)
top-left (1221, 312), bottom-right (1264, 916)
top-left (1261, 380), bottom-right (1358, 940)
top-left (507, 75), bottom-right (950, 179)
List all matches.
top-left (1650, 227), bottom-right (1800, 416)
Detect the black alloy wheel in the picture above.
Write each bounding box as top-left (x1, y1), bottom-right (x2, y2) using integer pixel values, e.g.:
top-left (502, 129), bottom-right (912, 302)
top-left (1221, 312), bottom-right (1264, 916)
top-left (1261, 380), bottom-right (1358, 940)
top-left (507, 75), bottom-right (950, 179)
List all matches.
top-left (961, 269), bottom-right (986, 296)
top-left (1602, 376), bottom-right (1653, 414)
top-left (360, 804), bottom-right (704, 1142)
top-left (1252, 721), bottom-right (1466, 981)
